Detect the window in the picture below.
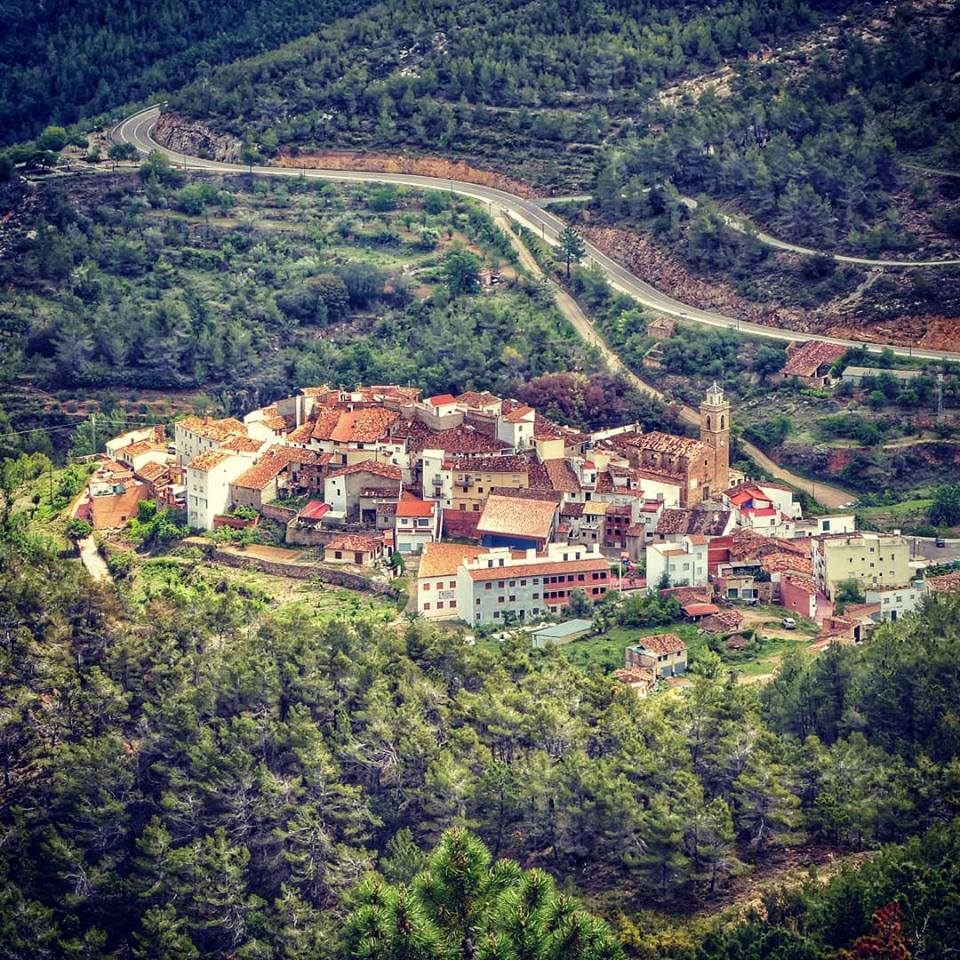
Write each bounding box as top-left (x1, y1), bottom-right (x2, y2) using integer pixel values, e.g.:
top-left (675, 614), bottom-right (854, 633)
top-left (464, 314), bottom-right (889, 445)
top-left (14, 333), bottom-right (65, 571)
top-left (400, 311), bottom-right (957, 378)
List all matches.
top-left (485, 583), bottom-right (492, 590)
top-left (520, 579), bottom-right (527, 586)
top-left (437, 601), bottom-right (444, 609)
top-left (450, 600), bottom-right (457, 609)
top-left (498, 596), bottom-right (505, 603)
top-left (423, 582), bottom-right (430, 591)
top-left (532, 593), bottom-right (539, 599)
top-left (476, 598), bottom-right (481, 605)
top-left (424, 602), bottom-right (431, 610)
top-left (448, 581), bottom-right (456, 589)
top-left (493, 611), bottom-right (500, 619)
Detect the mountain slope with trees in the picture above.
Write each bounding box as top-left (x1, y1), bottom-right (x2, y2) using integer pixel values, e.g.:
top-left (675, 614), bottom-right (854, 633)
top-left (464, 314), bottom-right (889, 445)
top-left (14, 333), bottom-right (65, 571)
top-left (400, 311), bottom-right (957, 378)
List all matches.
top-left (0, 0), bottom-right (376, 144)
top-left (1, 486), bottom-right (959, 957)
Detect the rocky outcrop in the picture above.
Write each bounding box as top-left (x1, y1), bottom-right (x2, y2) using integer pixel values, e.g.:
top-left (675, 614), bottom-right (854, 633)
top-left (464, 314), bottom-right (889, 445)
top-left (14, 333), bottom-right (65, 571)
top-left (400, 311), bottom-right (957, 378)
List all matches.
top-left (152, 112), bottom-right (242, 163)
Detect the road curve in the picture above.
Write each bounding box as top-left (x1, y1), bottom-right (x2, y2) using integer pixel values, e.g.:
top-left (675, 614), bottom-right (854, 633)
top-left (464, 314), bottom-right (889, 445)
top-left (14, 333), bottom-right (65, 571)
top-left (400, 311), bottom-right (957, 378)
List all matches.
top-left (114, 105), bottom-right (960, 363)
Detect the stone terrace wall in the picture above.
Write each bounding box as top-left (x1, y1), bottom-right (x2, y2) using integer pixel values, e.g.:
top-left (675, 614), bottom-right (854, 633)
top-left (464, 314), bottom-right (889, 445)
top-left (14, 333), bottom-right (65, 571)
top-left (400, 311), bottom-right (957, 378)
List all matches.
top-left (210, 547), bottom-right (401, 598)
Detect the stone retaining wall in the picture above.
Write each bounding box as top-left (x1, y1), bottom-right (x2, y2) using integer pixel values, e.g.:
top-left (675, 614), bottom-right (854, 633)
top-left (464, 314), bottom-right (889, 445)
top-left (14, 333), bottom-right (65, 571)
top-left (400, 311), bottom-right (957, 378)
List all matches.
top-left (210, 547), bottom-right (400, 598)
top-left (261, 504), bottom-right (297, 523)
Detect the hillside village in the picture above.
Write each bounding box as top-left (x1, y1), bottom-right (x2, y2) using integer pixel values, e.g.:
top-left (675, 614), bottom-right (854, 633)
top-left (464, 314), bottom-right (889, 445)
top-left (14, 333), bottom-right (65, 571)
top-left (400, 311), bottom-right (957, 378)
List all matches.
top-left (85, 378), bottom-right (960, 693)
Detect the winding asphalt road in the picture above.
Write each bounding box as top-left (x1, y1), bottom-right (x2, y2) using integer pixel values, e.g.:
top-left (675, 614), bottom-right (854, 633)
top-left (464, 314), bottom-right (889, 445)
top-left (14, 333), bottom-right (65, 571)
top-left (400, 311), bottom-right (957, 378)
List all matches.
top-left (113, 105), bottom-right (960, 364)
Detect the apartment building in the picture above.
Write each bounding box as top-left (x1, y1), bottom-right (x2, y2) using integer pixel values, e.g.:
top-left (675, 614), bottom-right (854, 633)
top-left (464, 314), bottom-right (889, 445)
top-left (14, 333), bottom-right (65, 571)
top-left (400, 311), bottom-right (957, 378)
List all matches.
top-left (812, 532), bottom-right (911, 600)
top-left (455, 543), bottom-right (610, 625)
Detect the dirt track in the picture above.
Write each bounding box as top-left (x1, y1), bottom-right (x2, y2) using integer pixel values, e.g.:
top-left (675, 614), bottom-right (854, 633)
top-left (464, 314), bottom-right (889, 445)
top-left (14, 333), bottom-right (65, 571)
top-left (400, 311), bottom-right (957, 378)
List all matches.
top-left (499, 219), bottom-right (854, 509)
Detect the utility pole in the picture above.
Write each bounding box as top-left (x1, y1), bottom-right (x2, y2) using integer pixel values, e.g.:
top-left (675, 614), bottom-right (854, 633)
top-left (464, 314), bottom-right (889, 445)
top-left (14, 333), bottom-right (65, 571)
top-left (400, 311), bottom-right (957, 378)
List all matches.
top-left (91, 413), bottom-right (97, 455)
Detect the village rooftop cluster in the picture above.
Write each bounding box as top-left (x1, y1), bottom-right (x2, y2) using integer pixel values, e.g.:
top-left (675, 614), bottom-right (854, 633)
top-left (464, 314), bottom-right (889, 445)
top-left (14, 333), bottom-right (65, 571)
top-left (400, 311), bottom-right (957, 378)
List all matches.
top-left (88, 381), bottom-right (958, 680)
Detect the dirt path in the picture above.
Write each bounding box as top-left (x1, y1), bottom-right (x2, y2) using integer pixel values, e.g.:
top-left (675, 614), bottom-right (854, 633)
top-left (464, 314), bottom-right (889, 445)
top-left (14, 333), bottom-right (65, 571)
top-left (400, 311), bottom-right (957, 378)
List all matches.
top-left (78, 536), bottom-right (110, 582)
top-left (502, 219), bottom-right (854, 509)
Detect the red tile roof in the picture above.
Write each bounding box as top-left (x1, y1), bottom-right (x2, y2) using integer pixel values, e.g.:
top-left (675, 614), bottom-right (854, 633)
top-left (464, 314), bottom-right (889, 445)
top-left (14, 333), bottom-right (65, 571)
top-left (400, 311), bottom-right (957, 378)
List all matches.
top-left (395, 499), bottom-right (436, 518)
top-left (298, 500), bottom-right (331, 520)
top-left (188, 450), bottom-right (233, 471)
top-left (625, 431), bottom-right (703, 458)
top-left (467, 555), bottom-right (608, 582)
top-left (783, 340), bottom-right (847, 378)
top-left (477, 494), bottom-right (557, 540)
top-left (682, 602), bottom-right (720, 617)
top-left (326, 459), bottom-right (403, 482)
top-left (634, 633), bottom-right (686, 655)
top-left (325, 534), bottom-right (383, 554)
top-left (427, 394), bottom-right (457, 406)
top-left (542, 459), bottom-right (581, 493)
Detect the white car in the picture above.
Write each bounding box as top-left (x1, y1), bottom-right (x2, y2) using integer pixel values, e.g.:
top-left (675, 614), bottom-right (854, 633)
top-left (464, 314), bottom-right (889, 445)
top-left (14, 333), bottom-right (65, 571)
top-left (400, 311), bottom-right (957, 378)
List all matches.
top-left (782, 617), bottom-right (797, 630)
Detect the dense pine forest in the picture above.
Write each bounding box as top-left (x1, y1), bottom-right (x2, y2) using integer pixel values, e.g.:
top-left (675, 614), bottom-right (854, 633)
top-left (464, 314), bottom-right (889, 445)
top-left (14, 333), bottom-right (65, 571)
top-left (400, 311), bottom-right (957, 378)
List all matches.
top-left (1, 482), bottom-right (960, 957)
top-left (0, 0), bottom-right (377, 145)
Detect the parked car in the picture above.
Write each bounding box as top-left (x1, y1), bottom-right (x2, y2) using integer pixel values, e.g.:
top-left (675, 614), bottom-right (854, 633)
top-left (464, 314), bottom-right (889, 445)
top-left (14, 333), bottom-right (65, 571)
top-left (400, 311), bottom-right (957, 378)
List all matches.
top-left (782, 617), bottom-right (797, 630)
top-left (936, 537), bottom-right (946, 547)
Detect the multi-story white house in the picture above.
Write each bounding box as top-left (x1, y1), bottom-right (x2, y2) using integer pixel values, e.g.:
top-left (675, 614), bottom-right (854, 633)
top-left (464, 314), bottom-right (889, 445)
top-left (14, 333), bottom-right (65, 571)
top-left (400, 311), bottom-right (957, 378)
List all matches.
top-left (186, 451), bottom-right (255, 530)
top-left (646, 535), bottom-right (709, 591)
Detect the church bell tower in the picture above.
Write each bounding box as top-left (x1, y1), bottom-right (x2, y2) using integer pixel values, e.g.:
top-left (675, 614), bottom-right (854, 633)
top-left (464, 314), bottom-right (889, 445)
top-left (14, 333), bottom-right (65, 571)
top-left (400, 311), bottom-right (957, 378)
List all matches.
top-left (699, 381), bottom-right (730, 499)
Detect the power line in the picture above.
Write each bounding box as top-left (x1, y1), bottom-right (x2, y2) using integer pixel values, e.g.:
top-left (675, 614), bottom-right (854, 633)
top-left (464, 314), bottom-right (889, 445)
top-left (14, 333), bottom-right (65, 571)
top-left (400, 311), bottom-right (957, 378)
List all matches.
top-left (0, 415), bottom-right (168, 441)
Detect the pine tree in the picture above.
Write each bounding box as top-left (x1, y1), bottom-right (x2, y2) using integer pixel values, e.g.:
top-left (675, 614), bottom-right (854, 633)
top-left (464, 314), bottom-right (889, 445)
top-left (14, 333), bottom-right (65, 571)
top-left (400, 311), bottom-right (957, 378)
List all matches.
top-left (557, 225), bottom-right (586, 280)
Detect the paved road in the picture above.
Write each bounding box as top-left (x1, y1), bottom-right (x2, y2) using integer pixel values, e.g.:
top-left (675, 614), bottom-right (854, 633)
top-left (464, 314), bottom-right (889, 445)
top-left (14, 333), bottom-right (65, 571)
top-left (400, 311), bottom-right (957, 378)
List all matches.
top-left (545, 192), bottom-right (960, 268)
top-left (500, 213), bottom-right (854, 508)
top-left (714, 209), bottom-right (960, 268)
top-left (114, 106), bottom-right (960, 364)
top-left (911, 536), bottom-right (960, 563)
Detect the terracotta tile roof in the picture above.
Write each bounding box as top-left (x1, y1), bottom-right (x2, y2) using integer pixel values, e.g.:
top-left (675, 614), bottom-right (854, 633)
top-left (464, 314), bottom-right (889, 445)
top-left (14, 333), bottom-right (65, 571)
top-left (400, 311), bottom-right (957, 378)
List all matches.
top-left (657, 508), bottom-right (732, 536)
top-left (326, 459), bottom-right (403, 481)
top-left (700, 609), bottom-right (745, 634)
top-left (261, 415), bottom-right (291, 431)
top-left (532, 415), bottom-right (564, 439)
top-left (467, 555), bottom-right (608, 582)
top-left (633, 466), bottom-right (685, 485)
top-left (562, 502), bottom-right (585, 518)
top-left (783, 340), bottom-right (847, 378)
top-left (682, 602), bottom-right (720, 617)
top-left (298, 500), bottom-right (330, 521)
top-left (614, 667), bottom-right (656, 687)
top-left (761, 552), bottom-right (813, 575)
top-left (426, 393), bottom-right (457, 406)
top-left (395, 499), bottom-right (436, 518)
top-left (98, 458), bottom-right (133, 476)
top-left (781, 572), bottom-right (817, 591)
top-left (177, 416), bottom-right (246, 441)
top-left (660, 585), bottom-right (712, 604)
top-left (325, 534), bottom-right (383, 553)
top-left (456, 391), bottom-right (501, 408)
top-left (286, 422), bottom-right (315, 444)
top-left (633, 632), bottom-right (686, 655)
top-left (232, 449), bottom-right (292, 491)
top-left (451, 456), bottom-right (529, 473)
top-left (188, 450), bottom-right (232, 471)
top-left (135, 462), bottom-right (168, 484)
top-left (330, 408), bottom-right (399, 443)
top-left (442, 509), bottom-right (482, 539)
top-left (122, 440), bottom-right (167, 458)
top-left (542, 459), bottom-right (581, 493)
top-left (626, 431), bottom-right (704, 458)
top-left (392, 418), bottom-right (506, 455)
top-left (419, 542), bottom-right (487, 578)
top-left (221, 436), bottom-right (265, 453)
top-left (503, 405), bottom-right (535, 423)
top-left (477, 494), bottom-right (558, 540)
top-left (927, 570), bottom-right (960, 593)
